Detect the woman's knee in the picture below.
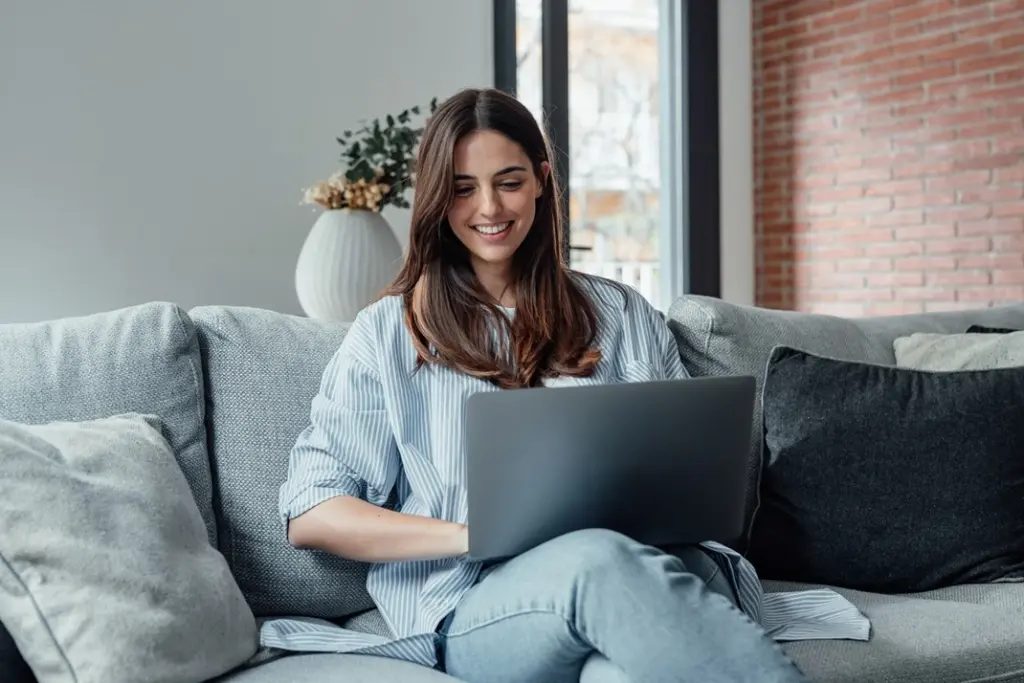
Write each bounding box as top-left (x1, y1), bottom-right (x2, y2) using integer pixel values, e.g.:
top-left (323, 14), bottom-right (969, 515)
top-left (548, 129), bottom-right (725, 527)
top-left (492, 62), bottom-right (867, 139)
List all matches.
top-left (535, 530), bottom-right (729, 597)
top-left (546, 528), bottom-right (636, 555)
top-left (535, 528), bottom-right (648, 581)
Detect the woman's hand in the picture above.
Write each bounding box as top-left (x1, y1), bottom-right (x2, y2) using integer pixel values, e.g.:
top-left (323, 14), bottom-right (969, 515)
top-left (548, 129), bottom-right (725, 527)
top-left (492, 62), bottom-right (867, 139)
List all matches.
top-left (456, 522), bottom-right (470, 556)
top-left (288, 495), bottom-right (470, 563)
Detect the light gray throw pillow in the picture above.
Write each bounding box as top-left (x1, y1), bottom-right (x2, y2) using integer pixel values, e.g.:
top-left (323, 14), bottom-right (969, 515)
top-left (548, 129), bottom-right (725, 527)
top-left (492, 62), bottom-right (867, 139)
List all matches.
top-left (894, 330), bottom-right (1024, 371)
top-left (0, 414), bottom-right (258, 683)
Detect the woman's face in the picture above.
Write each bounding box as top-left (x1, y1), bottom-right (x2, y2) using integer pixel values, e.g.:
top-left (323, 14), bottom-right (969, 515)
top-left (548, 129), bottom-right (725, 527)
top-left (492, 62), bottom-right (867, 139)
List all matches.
top-left (447, 130), bottom-right (549, 273)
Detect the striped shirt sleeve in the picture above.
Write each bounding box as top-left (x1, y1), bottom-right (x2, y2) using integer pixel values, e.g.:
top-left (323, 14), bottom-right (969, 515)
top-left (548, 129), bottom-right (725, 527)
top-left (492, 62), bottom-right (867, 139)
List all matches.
top-left (654, 312), bottom-right (691, 381)
top-left (623, 288), bottom-right (692, 382)
top-left (278, 313), bottom-right (401, 528)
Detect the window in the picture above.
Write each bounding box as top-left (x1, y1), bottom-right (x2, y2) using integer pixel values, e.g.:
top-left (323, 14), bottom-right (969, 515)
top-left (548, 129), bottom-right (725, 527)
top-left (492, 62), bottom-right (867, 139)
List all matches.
top-left (494, 0), bottom-right (723, 308)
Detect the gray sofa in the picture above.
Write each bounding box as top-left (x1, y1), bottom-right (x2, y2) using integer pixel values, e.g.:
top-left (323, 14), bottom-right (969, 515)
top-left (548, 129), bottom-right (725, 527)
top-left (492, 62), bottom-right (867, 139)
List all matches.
top-left (2, 295), bottom-right (1023, 683)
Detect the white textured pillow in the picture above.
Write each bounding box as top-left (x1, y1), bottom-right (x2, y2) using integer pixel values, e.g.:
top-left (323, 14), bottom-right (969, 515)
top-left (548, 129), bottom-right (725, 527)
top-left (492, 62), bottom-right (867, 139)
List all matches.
top-left (0, 414), bottom-right (257, 683)
top-left (894, 330), bottom-right (1024, 371)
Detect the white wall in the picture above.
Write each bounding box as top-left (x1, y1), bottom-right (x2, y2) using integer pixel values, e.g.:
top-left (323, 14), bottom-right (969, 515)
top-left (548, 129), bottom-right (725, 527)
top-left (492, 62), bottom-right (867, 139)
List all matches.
top-left (0, 0), bottom-right (493, 323)
top-left (718, 0), bottom-right (756, 307)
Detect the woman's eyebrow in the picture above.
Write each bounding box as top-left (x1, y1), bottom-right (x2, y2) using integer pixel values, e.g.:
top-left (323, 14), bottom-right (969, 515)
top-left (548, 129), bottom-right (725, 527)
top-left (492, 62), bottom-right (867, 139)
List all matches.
top-left (454, 166), bottom-right (528, 181)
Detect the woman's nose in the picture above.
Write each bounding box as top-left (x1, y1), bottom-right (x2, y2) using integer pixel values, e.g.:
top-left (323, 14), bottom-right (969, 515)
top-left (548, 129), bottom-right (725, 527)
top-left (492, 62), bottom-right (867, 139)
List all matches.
top-left (478, 188), bottom-right (503, 217)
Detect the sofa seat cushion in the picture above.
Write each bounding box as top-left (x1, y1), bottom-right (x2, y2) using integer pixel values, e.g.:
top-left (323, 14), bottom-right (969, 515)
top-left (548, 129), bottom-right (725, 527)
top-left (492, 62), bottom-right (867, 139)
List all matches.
top-left (188, 305), bottom-right (373, 619)
top-left (767, 580), bottom-right (1024, 683)
top-left (217, 653), bottom-right (461, 682)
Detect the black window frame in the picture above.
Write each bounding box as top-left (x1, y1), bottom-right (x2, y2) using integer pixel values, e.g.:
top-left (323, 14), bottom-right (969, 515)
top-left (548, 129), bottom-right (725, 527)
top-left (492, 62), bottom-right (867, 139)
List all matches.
top-left (492, 0), bottom-right (722, 298)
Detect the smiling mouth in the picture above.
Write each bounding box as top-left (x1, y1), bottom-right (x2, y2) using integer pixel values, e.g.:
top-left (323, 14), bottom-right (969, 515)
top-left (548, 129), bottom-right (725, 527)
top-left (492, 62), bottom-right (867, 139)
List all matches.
top-left (472, 221), bottom-right (513, 235)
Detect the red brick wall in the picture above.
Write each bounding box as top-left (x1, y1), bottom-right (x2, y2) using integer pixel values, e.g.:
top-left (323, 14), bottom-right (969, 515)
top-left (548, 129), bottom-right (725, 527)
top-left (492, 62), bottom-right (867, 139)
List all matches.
top-left (753, 0), bottom-right (1024, 316)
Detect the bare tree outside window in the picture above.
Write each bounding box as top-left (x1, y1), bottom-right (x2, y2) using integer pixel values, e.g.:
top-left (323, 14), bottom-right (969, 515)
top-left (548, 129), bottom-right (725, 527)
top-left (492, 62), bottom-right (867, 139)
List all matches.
top-left (515, 1), bottom-right (543, 119)
top-left (568, 0), bottom-right (661, 306)
top-left (515, 0), bottom-right (662, 307)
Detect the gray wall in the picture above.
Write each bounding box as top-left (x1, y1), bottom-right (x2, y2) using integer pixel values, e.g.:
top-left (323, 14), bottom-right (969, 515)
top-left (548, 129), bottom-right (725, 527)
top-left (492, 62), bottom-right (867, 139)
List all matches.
top-left (0, 0), bottom-right (493, 323)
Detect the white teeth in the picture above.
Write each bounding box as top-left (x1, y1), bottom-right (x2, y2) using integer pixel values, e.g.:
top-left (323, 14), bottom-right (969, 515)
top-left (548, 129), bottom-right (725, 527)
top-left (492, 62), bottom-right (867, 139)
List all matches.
top-left (473, 222), bottom-right (511, 235)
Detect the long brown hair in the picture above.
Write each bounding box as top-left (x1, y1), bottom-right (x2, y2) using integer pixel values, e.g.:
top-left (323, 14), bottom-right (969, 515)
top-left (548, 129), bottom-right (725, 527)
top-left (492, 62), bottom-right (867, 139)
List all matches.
top-left (385, 88), bottom-right (604, 389)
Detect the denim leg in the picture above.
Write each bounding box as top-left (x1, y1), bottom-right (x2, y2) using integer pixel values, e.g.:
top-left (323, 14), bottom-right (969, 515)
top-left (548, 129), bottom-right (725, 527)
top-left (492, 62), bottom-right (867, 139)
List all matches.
top-left (578, 543), bottom-right (736, 683)
top-left (577, 545), bottom-right (740, 683)
top-left (442, 529), bottom-right (807, 683)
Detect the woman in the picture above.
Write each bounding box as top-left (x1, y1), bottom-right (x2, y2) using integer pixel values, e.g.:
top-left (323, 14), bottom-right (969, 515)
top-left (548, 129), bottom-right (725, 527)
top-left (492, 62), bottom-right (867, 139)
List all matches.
top-left (264, 88), bottom-right (867, 682)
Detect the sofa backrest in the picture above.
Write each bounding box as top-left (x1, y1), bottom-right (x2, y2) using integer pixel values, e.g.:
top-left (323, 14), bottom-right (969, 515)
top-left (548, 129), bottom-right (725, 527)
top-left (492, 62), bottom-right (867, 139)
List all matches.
top-left (0, 303), bottom-right (216, 681)
top-left (187, 305), bottom-right (375, 620)
top-left (0, 302), bottom-right (215, 544)
top-left (7, 296), bottom-right (1024, 629)
top-left (666, 296), bottom-right (1024, 551)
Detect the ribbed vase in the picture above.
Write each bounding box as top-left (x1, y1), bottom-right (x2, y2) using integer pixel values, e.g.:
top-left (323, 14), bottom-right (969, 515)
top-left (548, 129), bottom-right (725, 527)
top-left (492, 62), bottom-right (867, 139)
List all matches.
top-left (295, 209), bottom-right (403, 322)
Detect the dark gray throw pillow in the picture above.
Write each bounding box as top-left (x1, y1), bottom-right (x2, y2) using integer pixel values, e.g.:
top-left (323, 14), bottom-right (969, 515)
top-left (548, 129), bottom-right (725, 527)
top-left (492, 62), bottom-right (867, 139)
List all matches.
top-left (967, 325), bottom-right (1020, 334)
top-left (747, 346), bottom-right (1024, 594)
top-left (0, 624), bottom-right (32, 683)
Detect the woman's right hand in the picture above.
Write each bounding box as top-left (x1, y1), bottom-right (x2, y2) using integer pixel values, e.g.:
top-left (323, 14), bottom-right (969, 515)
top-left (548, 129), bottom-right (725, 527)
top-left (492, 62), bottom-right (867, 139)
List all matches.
top-left (456, 522), bottom-right (470, 556)
top-left (288, 495), bottom-right (470, 563)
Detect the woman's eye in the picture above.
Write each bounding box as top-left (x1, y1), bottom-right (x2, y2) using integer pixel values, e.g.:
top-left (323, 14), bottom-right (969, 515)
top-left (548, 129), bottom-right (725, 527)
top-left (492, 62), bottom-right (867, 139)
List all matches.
top-left (500, 181), bottom-right (523, 191)
top-left (454, 186), bottom-right (474, 197)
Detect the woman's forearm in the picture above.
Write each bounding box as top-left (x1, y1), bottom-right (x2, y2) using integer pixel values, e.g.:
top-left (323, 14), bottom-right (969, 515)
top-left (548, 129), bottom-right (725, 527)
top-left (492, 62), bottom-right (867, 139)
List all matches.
top-left (287, 495), bottom-right (468, 563)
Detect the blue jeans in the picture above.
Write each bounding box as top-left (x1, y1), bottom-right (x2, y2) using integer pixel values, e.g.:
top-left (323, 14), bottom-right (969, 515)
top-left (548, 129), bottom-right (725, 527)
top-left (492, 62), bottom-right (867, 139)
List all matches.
top-left (435, 529), bottom-right (807, 683)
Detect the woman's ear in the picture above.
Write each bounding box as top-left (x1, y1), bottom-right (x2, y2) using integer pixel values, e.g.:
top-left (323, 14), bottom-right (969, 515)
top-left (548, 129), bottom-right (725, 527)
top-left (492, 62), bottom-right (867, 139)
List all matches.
top-left (537, 161), bottom-right (551, 198)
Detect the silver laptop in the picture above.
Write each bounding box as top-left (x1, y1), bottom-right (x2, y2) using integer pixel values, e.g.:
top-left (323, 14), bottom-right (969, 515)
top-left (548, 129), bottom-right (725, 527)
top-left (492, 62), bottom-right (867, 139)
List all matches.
top-left (464, 375), bottom-right (755, 561)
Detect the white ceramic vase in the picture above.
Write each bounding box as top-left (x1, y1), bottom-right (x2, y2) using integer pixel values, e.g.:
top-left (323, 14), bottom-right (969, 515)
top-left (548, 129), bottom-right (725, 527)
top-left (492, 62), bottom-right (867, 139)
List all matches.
top-left (295, 209), bottom-right (403, 321)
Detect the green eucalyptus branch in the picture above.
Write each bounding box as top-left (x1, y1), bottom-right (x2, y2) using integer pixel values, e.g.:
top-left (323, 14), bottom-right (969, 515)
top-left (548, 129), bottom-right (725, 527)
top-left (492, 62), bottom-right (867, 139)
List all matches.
top-left (334, 97), bottom-right (439, 210)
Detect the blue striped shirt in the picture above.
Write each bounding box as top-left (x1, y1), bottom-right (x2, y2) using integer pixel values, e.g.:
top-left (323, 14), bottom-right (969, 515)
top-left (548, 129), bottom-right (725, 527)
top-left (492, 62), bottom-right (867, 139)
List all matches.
top-left (261, 274), bottom-right (870, 666)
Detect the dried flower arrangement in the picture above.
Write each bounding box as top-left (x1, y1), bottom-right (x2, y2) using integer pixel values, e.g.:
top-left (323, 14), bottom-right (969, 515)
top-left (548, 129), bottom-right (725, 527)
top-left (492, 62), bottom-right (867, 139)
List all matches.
top-left (302, 98), bottom-right (439, 212)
